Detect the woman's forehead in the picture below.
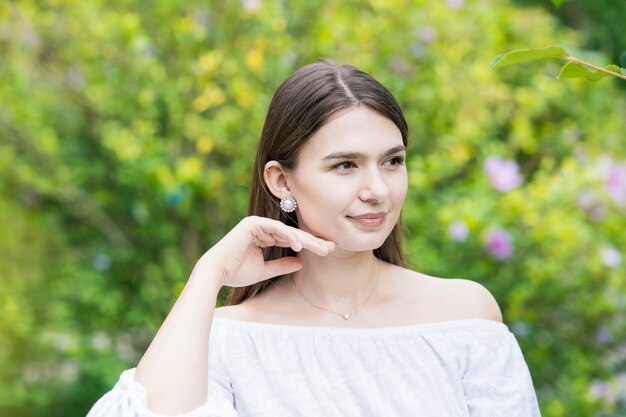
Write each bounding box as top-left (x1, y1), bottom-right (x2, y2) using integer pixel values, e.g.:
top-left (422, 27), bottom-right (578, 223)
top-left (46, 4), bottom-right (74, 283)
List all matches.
top-left (301, 107), bottom-right (403, 158)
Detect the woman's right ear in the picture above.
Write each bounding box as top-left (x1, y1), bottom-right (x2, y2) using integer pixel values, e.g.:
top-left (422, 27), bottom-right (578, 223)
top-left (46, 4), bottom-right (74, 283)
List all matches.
top-left (263, 161), bottom-right (292, 199)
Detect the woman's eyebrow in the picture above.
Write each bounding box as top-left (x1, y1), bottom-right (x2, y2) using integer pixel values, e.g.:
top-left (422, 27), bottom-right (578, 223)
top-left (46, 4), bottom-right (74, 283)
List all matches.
top-left (384, 145), bottom-right (407, 156)
top-left (322, 145), bottom-right (406, 161)
top-left (322, 151), bottom-right (361, 160)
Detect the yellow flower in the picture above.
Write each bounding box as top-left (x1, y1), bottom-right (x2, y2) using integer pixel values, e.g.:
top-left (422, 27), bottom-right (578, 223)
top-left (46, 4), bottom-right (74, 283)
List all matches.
top-left (246, 48), bottom-right (263, 72)
top-left (196, 136), bottom-right (214, 155)
top-left (191, 87), bottom-right (226, 112)
top-left (176, 157), bottom-right (203, 182)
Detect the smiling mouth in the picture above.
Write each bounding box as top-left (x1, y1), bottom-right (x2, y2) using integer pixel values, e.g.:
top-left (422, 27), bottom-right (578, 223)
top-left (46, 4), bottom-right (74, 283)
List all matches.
top-left (347, 212), bottom-right (388, 227)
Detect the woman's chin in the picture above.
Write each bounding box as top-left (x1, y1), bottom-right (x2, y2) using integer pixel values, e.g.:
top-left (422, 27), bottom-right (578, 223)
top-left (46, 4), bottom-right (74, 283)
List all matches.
top-left (296, 221), bottom-right (392, 253)
top-left (328, 238), bottom-right (388, 254)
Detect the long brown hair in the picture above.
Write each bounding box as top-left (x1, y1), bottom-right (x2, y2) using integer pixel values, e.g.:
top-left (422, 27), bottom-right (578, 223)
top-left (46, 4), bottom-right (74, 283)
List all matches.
top-left (227, 59), bottom-right (409, 305)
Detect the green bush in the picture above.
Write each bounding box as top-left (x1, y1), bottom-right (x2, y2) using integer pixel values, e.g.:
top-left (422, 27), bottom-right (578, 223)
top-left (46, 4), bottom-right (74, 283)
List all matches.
top-left (1, 0), bottom-right (625, 415)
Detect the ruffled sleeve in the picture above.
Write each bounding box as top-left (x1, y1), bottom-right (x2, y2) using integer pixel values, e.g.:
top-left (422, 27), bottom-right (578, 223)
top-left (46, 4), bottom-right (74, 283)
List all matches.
top-left (454, 323), bottom-right (541, 417)
top-left (85, 349), bottom-right (238, 417)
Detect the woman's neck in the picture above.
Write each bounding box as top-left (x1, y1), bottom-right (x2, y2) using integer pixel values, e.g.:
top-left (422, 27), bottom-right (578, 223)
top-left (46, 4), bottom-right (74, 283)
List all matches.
top-left (290, 250), bottom-right (381, 311)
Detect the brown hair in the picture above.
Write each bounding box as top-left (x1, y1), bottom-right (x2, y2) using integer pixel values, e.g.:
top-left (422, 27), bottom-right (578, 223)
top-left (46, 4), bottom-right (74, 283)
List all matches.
top-left (227, 59), bottom-right (409, 305)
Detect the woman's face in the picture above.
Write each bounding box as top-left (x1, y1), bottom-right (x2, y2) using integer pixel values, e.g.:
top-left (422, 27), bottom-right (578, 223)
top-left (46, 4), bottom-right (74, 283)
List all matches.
top-left (287, 105), bottom-right (408, 252)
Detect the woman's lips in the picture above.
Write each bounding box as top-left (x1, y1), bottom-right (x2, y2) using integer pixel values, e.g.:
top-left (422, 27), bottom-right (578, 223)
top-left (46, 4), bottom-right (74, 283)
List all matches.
top-left (347, 212), bottom-right (388, 227)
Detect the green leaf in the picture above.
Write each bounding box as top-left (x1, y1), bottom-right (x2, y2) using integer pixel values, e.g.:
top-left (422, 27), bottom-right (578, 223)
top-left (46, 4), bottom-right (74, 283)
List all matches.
top-left (488, 46), bottom-right (568, 70)
top-left (550, 0), bottom-right (568, 8)
top-left (557, 62), bottom-right (622, 82)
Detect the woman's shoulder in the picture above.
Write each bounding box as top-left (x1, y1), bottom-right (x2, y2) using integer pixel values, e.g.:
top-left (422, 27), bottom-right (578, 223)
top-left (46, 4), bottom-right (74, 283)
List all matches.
top-left (215, 266), bottom-right (503, 326)
top-left (383, 266), bottom-right (503, 324)
top-left (438, 276), bottom-right (503, 323)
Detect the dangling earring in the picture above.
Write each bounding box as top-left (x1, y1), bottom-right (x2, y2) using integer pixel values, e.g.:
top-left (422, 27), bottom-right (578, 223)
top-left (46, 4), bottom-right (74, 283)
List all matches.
top-left (280, 196), bottom-right (298, 213)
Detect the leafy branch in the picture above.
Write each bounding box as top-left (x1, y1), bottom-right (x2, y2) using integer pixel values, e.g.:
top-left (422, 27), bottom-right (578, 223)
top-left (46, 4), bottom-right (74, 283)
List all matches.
top-left (489, 45), bottom-right (626, 82)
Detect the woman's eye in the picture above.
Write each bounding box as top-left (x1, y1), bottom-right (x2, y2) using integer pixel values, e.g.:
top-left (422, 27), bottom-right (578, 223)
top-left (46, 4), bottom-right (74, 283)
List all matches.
top-left (334, 161), bottom-right (356, 170)
top-left (385, 156), bottom-right (405, 166)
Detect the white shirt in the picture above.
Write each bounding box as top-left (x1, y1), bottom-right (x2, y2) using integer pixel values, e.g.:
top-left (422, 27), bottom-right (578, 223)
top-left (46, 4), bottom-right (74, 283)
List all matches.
top-left (87, 318), bottom-right (541, 417)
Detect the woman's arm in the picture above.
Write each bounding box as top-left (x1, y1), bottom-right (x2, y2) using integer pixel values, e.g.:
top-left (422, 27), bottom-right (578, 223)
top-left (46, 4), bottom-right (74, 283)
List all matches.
top-left (132, 216), bottom-right (335, 415)
top-left (133, 256), bottom-right (222, 415)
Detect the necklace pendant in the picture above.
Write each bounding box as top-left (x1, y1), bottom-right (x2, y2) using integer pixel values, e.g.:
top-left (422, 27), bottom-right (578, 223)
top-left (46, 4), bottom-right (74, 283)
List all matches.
top-left (343, 313), bottom-right (351, 320)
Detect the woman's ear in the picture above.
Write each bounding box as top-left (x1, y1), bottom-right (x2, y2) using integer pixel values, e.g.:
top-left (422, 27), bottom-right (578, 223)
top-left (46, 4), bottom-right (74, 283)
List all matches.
top-left (264, 161), bottom-right (292, 199)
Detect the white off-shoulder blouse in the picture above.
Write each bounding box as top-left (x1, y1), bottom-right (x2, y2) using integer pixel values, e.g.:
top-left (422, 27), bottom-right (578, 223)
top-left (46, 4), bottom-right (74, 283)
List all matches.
top-left (86, 318), bottom-right (541, 417)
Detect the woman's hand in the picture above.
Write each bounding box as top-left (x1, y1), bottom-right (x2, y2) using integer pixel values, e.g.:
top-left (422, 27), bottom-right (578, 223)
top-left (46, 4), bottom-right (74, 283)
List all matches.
top-left (195, 216), bottom-right (335, 288)
top-left (136, 216), bottom-right (327, 413)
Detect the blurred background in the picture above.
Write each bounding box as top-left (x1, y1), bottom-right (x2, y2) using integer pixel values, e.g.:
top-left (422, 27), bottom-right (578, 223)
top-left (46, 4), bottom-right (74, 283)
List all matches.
top-left (1, 0), bottom-right (625, 415)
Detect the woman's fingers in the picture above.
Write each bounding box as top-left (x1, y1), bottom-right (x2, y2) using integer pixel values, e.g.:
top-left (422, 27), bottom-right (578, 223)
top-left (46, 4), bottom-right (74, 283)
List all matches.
top-left (263, 257), bottom-right (303, 279)
top-left (252, 219), bottom-right (334, 255)
top-left (292, 229), bottom-right (334, 256)
top-left (252, 233), bottom-right (278, 248)
top-left (208, 216), bottom-right (336, 287)
top-left (253, 225), bottom-right (299, 250)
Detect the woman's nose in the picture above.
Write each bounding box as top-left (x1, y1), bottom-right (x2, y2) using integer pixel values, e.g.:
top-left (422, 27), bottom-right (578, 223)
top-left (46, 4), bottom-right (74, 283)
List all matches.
top-left (358, 168), bottom-right (390, 203)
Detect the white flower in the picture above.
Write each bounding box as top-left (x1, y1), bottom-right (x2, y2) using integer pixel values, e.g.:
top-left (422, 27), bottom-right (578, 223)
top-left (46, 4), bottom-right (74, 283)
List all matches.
top-left (91, 331), bottom-right (112, 351)
top-left (601, 246), bottom-right (622, 268)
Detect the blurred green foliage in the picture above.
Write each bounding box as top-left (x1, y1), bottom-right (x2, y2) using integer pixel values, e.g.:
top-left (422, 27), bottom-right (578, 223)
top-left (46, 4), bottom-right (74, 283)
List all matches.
top-left (513, 0), bottom-right (626, 82)
top-left (489, 45), bottom-right (626, 82)
top-left (1, 0), bottom-right (625, 416)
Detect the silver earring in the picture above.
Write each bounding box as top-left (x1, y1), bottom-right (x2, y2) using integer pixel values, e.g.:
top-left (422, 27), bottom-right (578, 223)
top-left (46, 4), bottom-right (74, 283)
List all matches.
top-left (280, 196), bottom-right (298, 213)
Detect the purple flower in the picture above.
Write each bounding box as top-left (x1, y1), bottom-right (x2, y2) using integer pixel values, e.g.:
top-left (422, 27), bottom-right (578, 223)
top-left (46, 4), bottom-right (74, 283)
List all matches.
top-left (485, 228), bottom-right (513, 260)
top-left (445, 0), bottom-right (465, 10)
top-left (617, 374), bottom-right (626, 403)
top-left (22, 29), bottom-right (40, 49)
top-left (67, 66), bottom-right (85, 90)
top-left (577, 190), bottom-right (607, 221)
top-left (484, 156), bottom-right (523, 192)
top-left (419, 26), bottom-right (438, 43)
top-left (241, 0), bottom-right (261, 12)
top-left (409, 42), bottom-right (427, 59)
top-left (448, 220), bottom-right (469, 242)
top-left (589, 381), bottom-right (609, 401)
top-left (605, 163), bottom-right (626, 206)
top-left (595, 326), bottom-right (612, 345)
top-left (389, 58), bottom-right (412, 77)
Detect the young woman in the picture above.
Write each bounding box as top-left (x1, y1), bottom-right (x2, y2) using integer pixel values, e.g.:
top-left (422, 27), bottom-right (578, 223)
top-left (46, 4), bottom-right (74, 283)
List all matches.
top-left (87, 59), bottom-right (541, 416)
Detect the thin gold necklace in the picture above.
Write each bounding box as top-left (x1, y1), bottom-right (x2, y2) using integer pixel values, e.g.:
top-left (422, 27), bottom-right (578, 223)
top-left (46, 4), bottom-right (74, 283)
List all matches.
top-left (291, 261), bottom-right (381, 320)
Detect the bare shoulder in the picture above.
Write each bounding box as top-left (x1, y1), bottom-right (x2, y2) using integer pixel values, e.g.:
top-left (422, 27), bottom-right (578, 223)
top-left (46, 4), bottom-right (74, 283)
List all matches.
top-left (386, 266), bottom-right (503, 324)
top-left (441, 278), bottom-right (503, 323)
